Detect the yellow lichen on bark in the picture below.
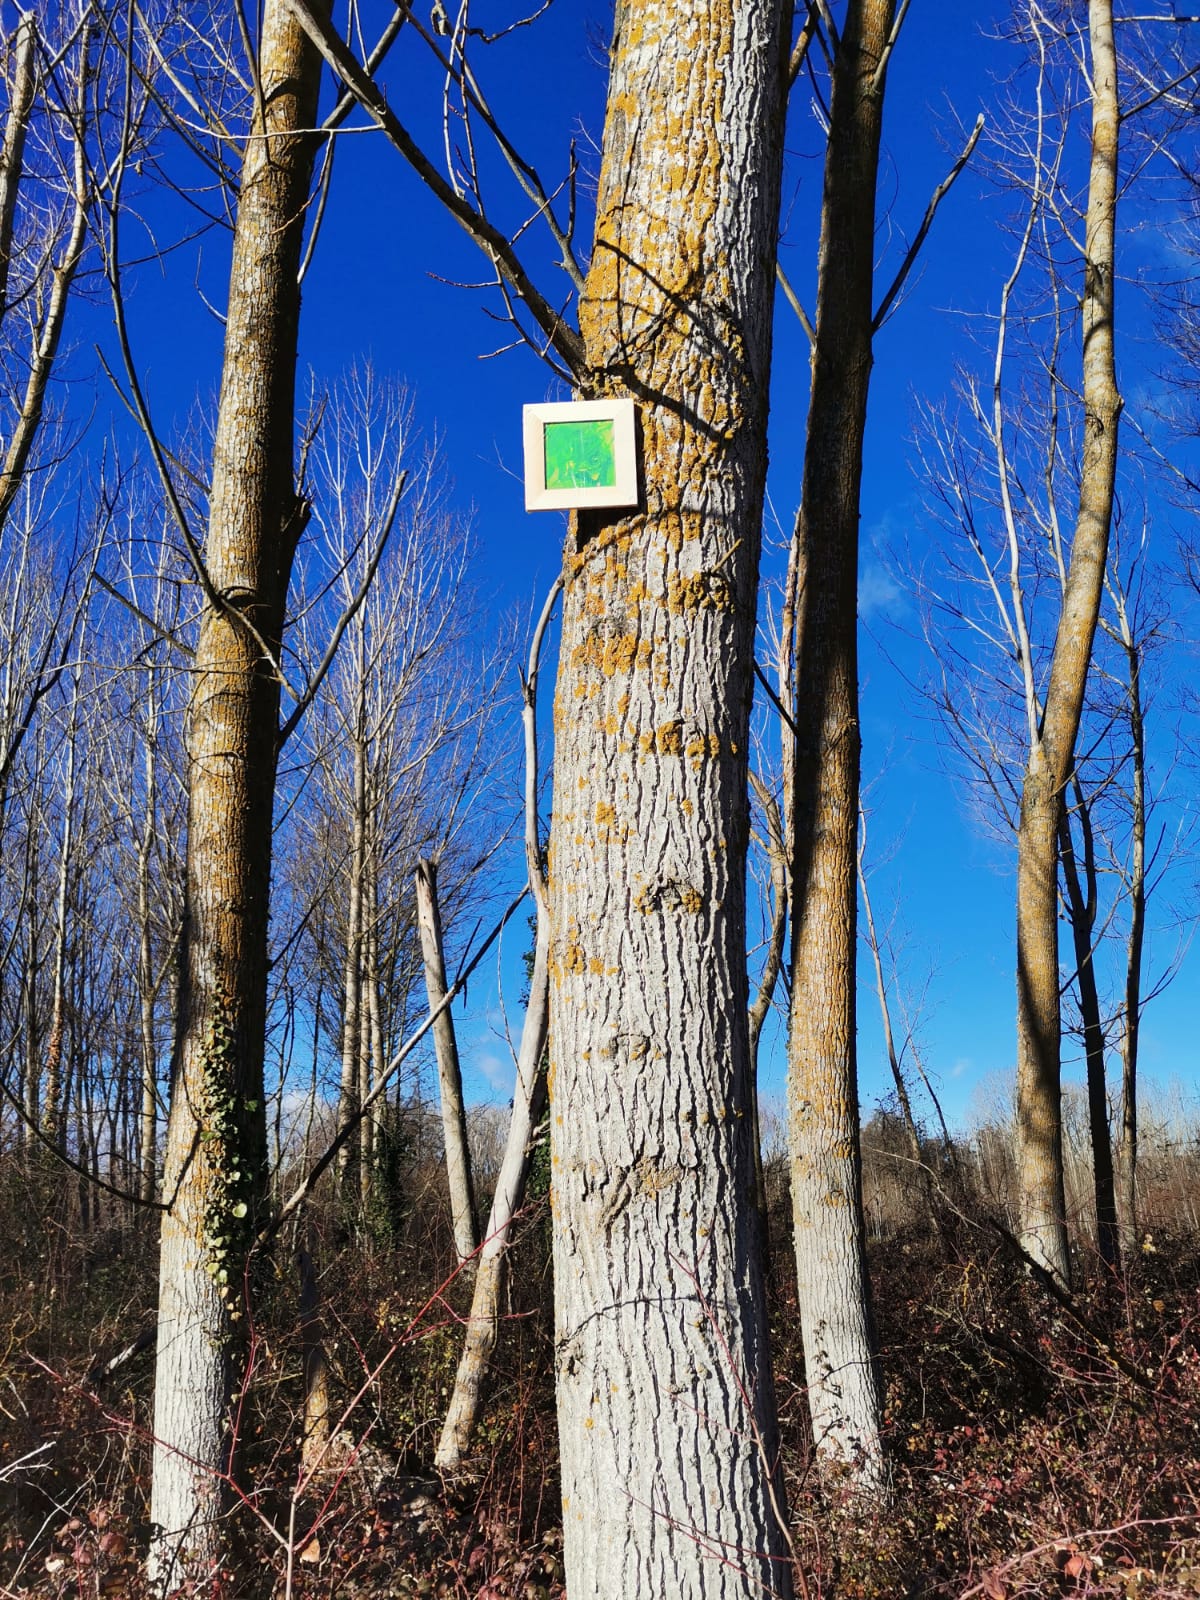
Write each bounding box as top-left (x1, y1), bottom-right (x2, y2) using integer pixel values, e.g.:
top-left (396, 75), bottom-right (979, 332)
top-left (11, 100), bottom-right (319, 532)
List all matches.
top-left (547, 0), bottom-right (793, 1593)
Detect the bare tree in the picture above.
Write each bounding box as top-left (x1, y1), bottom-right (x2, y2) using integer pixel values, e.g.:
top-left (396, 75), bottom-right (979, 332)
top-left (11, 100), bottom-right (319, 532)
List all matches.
top-left (289, 367), bottom-right (507, 1229)
top-left (208, 0), bottom-right (798, 1582)
top-left (145, 2), bottom-right (328, 1584)
top-left (910, 2), bottom-right (1200, 1287)
top-left (0, 6), bottom-right (92, 538)
top-left (1006, 0), bottom-right (1122, 1288)
top-left (543, 4), bottom-right (795, 1589)
top-left (780, 0), bottom-right (899, 1493)
top-left (415, 856), bottom-right (478, 1267)
top-left (435, 577), bottom-right (557, 1472)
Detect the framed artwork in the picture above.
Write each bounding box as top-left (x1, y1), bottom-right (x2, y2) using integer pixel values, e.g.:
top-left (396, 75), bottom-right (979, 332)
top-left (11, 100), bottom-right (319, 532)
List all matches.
top-left (523, 398), bottom-right (640, 512)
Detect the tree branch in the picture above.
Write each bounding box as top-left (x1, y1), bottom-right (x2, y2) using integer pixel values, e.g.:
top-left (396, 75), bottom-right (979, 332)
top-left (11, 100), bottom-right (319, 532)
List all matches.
top-left (872, 113), bottom-right (984, 333)
top-left (277, 469), bottom-right (408, 748)
top-left (263, 885), bottom-right (528, 1242)
top-left (280, 0), bottom-right (587, 381)
top-left (776, 259), bottom-right (816, 346)
top-left (519, 574), bottom-right (562, 917)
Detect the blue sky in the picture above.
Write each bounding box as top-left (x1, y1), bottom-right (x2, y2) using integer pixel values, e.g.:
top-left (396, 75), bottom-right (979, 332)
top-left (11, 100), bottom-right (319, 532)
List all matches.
top-left (73, 0), bottom-right (1200, 1133)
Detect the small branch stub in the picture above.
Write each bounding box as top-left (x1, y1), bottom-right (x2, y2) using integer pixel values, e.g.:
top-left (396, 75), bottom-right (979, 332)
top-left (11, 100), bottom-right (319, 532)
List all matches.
top-left (522, 398), bottom-right (639, 512)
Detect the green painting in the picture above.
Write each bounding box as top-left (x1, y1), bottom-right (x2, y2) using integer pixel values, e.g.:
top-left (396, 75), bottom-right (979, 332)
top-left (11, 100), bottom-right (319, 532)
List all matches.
top-left (543, 418), bottom-right (617, 490)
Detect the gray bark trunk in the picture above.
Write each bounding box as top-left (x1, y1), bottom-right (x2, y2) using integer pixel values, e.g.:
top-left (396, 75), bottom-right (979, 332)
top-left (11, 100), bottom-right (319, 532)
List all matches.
top-left (548, 1), bottom-right (794, 1593)
top-left (748, 773), bottom-right (787, 1245)
top-left (22, 792), bottom-right (38, 1142)
top-left (41, 686), bottom-right (75, 1150)
top-left (363, 849), bottom-right (385, 1201)
top-left (786, 0), bottom-right (894, 1493)
top-left (147, 3), bottom-right (325, 1586)
top-left (435, 912), bottom-right (548, 1471)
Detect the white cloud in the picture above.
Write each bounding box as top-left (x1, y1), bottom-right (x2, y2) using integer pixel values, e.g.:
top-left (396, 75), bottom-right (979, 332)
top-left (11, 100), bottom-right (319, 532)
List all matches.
top-left (858, 560), bottom-right (903, 621)
top-left (475, 1050), bottom-right (515, 1097)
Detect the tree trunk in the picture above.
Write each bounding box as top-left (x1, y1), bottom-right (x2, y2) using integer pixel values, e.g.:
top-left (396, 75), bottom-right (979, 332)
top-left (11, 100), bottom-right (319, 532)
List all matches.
top-left (298, 1239), bottom-right (331, 1475)
top-left (1058, 787), bottom-right (1118, 1268)
top-left (1014, 0), bottom-right (1120, 1290)
top-left (0, 19), bottom-right (90, 538)
top-left (0, 11), bottom-right (37, 319)
top-left (416, 856), bottom-right (478, 1266)
top-left (747, 773), bottom-right (787, 1248)
top-left (337, 719), bottom-right (366, 1190)
top-left (363, 848), bottom-right (385, 1203)
top-left (435, 910), bottom-right (548, 1471)
top-left (22, 793), bottom-right (38, 1145)
top-left (43, 668), bottom-right (81, 1152)
top-left (138, 716), bottom-right (159, 1204)
top-left (1116, 608), bottom-right (1144, 1252)
top-left (547, 1), bottom-right (794, 1593)
top-left (786, 0), bottom-right (894, 1494)
top-left (147, 4), bottom-right (325, 1587)
top-left (1016, 759), bottom-right (1071, 1282)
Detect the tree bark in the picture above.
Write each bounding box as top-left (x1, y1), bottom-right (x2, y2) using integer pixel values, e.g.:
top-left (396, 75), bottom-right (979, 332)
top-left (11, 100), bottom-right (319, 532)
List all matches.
top-left (747, 773), bottom-right (787, 1246)
top-left (21, 788), bottom-right (39, 1145)
top-left (1058, 785), bottom-right (1119, 1268)
top-left (547, 1), bottom-right (794, 1593)
top-left (138, 712), bottom-right (160, 1204)
top-left (435, 911), bottom-right (549, 1471)
top-left (1014, 0), bottom-right (1121, 1289)
top-left (415, 856), bottom-right (478, 1267)
top-left (298, 1240), bottom-right (331, 1475)
top-left (41, 687), bottom-right (76, 1152)
top-left (0, 19), bottom-right (90, 538)
top-left (0, 11), bottom-right (37, 319)
top-left (337, 715), bottom-right (366, 1190)
top-left (1116, 610), bottom-right (1144, 1252)
top-left (147, 4), bottom-right (325, 1587)
top-left (363, 845), bottom-right (385, 1203)
top-left (785, 0), bottom-right (894, 1494)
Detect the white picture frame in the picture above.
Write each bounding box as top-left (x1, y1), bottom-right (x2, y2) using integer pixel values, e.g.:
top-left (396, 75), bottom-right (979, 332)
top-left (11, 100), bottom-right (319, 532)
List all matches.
top-left (523, 398), bottom-right (640, 512)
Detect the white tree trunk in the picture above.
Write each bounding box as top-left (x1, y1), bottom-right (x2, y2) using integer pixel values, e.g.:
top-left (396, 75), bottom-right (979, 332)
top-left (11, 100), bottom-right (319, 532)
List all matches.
top-left (416, 856), bottom-right (478, 1265)
top-left (547, 1), bottom-right (794, 1593)
top-left (435, 911), bottom-right (548, 1470)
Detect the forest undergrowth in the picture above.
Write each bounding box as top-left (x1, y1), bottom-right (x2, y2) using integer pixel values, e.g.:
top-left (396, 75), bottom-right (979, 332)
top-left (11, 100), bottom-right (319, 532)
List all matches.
top-left (0, 1141), bottom-right (1197, 1600)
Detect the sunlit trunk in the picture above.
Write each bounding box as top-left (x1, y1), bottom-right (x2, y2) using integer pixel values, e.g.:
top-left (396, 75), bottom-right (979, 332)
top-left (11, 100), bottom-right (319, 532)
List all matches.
top-left (786, 0), bottom-right (895, 1493)
top-left (548, 0), bottom-right (794, 1591)
top-left (1014, 0), bottom-right (1121, 1290)
top-left (148, 3), bottom-right (326, 1585)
